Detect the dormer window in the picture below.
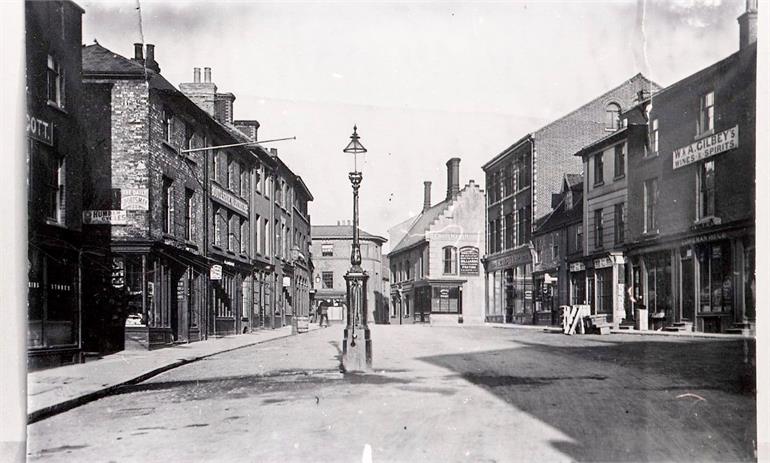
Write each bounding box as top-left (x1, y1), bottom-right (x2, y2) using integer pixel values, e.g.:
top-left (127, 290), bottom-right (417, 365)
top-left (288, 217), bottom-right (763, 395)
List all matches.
top-left (605, 102), bottom-right (621, 131)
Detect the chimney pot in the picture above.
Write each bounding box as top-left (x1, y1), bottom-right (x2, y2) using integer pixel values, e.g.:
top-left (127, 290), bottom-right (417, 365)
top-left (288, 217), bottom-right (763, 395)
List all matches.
top-left (145, 44), bottom-right (155, 62)
top-left (270, 148), bottom-right (278, 156)
top-left (423, 181), bottom-right (432, 212)
top-left (133, 43), bottom-right (143, 60)
top-left (446, 157), bottom-right (461, 200)
top-left (193, 67), bottom-right (201, 83)
top-left (204, 67), bottom-right (212, 83)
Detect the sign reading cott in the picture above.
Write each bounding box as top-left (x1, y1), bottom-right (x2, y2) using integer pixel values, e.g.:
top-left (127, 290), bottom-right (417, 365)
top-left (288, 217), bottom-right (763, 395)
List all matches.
top-left (27, 114), bottom-right (53, 146)
top-left (673, 125), bottom-right (738, 169)
top-left (459, 246), bottom-right (480, 275)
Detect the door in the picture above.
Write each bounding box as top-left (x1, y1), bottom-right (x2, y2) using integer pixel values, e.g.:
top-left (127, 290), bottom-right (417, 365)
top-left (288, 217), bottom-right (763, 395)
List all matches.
top-left (681, 251), bottom-right (695, 322)
top-left (172, 269), bottom-right (189, 343)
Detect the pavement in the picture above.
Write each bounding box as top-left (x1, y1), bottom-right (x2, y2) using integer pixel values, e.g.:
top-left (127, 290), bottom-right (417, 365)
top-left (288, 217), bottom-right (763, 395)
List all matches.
top-left (26, 324), bottom-right (757, 462)
top-left (27, 324), bottom-right (320, 424)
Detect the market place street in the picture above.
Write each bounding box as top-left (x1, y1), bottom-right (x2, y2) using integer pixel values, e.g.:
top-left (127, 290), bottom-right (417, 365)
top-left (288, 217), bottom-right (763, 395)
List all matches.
top-left (27, 325), bottom-right (756, 462)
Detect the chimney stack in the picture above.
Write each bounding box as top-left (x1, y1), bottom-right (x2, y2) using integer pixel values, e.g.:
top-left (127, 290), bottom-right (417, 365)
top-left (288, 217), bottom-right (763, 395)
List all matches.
top-left (270, 148), bottom-right (278, 156)
top-left (133, 43), bottom-right (144, 61)
top-left (423, 181), bottom-right (432, 212)
top-left (204, 67), bottom-right (212, 83)
top-left (738, 0), bottom-right (758, 50)
top-left (144, 44), bottom-right (160, 73)
top-left (446, 158), bottom-right (461, 200)
top-left (193, 67), bottom-right (201, 83)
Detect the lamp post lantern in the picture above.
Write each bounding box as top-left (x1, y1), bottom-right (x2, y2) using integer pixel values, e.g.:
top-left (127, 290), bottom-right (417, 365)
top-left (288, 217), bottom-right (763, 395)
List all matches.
top-left (341, 125), bottom-right (372, 372)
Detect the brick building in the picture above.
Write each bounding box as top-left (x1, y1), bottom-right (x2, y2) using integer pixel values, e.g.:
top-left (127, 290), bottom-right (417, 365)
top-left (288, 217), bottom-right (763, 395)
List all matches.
top-left (531, 174), bottom-right (583, 326)
top-left (483, 73), bottom-right (660, 324)
top-left (311, 224), bottom-right (388, 324)
top-left (388, 159), bottom-right (486, 325)
top-left (82, 43), bottom-right (262, 348)
top-left (624, 4), bottom-right (757, 334)
top-left (26, 0), bottom-right (86, 368)
top-left (180, 68), bottom-right (314, 330)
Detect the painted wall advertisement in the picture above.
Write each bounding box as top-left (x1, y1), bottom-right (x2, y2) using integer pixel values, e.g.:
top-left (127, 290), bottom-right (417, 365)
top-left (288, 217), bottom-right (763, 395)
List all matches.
top-left (121, 188), bottom-right (149, 211)
top-left (459, 246), bottom-right (480, 275)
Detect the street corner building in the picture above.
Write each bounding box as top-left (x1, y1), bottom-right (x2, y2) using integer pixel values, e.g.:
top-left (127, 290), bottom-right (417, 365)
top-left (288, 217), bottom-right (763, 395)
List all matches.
top-left (77, 42), bottom-right (314, 354)
top-left (310, 223), bottom-right (388, 324)
top-left (482, 72), bottom-right (661, 325)
top-left (621, 6), bottom-right (757, 334)
top-left (26, 0), bottom-right (87, 368)
top-left (387, 158), bottom-right (486, 325)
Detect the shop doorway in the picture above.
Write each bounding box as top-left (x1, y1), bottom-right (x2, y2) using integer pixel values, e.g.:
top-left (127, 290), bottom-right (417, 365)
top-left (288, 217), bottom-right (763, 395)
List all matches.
top-left (681, 250), bottom-right (695, 322)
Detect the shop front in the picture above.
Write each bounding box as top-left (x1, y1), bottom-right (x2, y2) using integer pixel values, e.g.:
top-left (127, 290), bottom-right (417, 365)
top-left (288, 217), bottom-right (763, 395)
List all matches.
top-left (627, 227), bottom-right (754, 333)
top-left (484, 248), bottom-right (535, 324)
top-left (210, 257), bottom-right (251, 336)
top-left (533, 270), bottom-right (558, 326)
top-left (582, 253), bottom-right (626, 327)
top-left (413, 280), bottom-right (465, 324)
top-left (118, 243), bottom-right (208, 350)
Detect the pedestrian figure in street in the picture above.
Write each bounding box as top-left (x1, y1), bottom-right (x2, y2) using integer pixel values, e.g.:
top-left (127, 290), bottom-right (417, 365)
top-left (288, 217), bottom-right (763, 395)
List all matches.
top-left (319, 301), bottom-right (329, 328)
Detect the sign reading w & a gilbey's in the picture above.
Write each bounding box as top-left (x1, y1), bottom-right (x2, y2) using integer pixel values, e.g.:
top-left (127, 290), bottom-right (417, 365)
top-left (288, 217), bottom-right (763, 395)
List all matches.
top-left (672, 125), bottom-right (738, 169)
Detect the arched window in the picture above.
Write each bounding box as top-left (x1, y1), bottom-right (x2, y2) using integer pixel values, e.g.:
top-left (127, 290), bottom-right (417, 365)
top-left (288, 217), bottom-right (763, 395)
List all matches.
top-left (606, 102), bottom-right (621, 130)
top-left (443, 246), bottom-right (458, 275)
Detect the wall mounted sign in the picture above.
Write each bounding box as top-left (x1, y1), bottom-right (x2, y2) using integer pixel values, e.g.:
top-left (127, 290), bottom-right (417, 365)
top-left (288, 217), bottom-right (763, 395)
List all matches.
top-left (210, 264), bottom-right (222, 280)
top-left (211, 182), bottom-right (248, 216)
top-left (569, 262), bottom-right (585, 273)
top-left (121, 188), bottom-right (149, 211)
top-left (27, 114), bottom-right (53, 146)
top-left (673, 125), bottom-right (738, 170)
top-left (459, 246), bottom-right (480, 275)
top-left (485, 250), bottom-right (531, 272)
top-left (83, 210), bottom-right (127, 225)
top-left (594, 257), bottom-right (614, 269)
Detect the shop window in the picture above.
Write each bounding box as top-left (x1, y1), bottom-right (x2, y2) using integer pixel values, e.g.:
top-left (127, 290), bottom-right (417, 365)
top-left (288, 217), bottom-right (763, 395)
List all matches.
top-left (596, 268), bottom-right (613, 317)
top-left (614, 143), bottom-right (625, 178)
top-left (443, 246), bottom-right (458, 275)
top-left (698, 160), bottom-right (716, 219)
top-left (614, 203), bottom-right (625, 245)
top-left (431, 286), bottom-right (460, 313)
top-left (47, 55), bottom-right (65, 109)
top-left (321, 272), bottom-right (333, 289)
top-left (162, 176), bottom-right (173, 234)
top-left (571, 271), bottom-right (586, 305)
top-left (645, 252), bottom-right (673, 320)
top-left (697, 242), bottom-right (732, 314)
top-left (593, 153), bottom-right (604, 186)
top-left (644, 178), bottom-right (658, 233)
top-left (605, 102), bottom-right (621, 131)
top-left (697, 91), bottom-right (715, 136)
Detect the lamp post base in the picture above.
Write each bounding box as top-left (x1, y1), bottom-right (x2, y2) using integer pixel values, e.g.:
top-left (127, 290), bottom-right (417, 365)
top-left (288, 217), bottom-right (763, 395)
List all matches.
top-left (342, 326), bottom-right (372, 373)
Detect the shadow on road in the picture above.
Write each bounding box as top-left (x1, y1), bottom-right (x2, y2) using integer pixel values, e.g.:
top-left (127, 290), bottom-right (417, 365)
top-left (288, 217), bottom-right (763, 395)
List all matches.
top-left (419, 336), bottom-right (756, 462)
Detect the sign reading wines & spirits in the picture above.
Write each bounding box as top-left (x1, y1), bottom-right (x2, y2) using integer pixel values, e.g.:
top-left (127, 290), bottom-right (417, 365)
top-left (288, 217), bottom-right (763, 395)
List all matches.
top-left (672, 125), bottom-right (738, 169)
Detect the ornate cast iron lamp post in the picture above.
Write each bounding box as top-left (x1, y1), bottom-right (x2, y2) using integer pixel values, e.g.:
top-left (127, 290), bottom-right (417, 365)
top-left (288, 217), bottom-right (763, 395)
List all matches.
top-left (341, 125), bottom-right (372, 372)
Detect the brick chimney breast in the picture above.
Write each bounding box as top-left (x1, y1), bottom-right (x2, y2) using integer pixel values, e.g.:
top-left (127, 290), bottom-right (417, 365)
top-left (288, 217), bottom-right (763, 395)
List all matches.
top-left (145, 44), bottom-right (160, 73)
top-left (738, 0), bottom-right (758, 49)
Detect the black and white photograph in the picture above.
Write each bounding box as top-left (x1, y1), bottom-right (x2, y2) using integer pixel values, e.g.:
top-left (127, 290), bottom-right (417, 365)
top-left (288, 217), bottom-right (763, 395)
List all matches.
top-left (1, 0), bottom-right (768, 461)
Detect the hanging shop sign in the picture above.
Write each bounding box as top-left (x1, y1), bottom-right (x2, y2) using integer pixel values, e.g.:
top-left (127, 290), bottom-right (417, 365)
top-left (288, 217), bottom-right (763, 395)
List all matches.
top-left (83, 210), bottom-right (127, 225)
top-left (672, 125), bottom-right (738, 170)
top-left (459, 246), bottom-right (480, 275)
top-left (120, 188), bottom-right (149, 211)
top-left (283, 276), bottom-right (291, 288)
top-left (210, 264), bottom-right (222, 280)
top-left (211, 182), bottom-right (249, 216)
top-left (27, 114), bottom-right (53, 146)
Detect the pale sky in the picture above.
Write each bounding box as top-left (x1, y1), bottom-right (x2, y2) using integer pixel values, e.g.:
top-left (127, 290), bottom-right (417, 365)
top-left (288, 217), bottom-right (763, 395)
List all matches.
top-left (80, 0), bottom-right (746, 251)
